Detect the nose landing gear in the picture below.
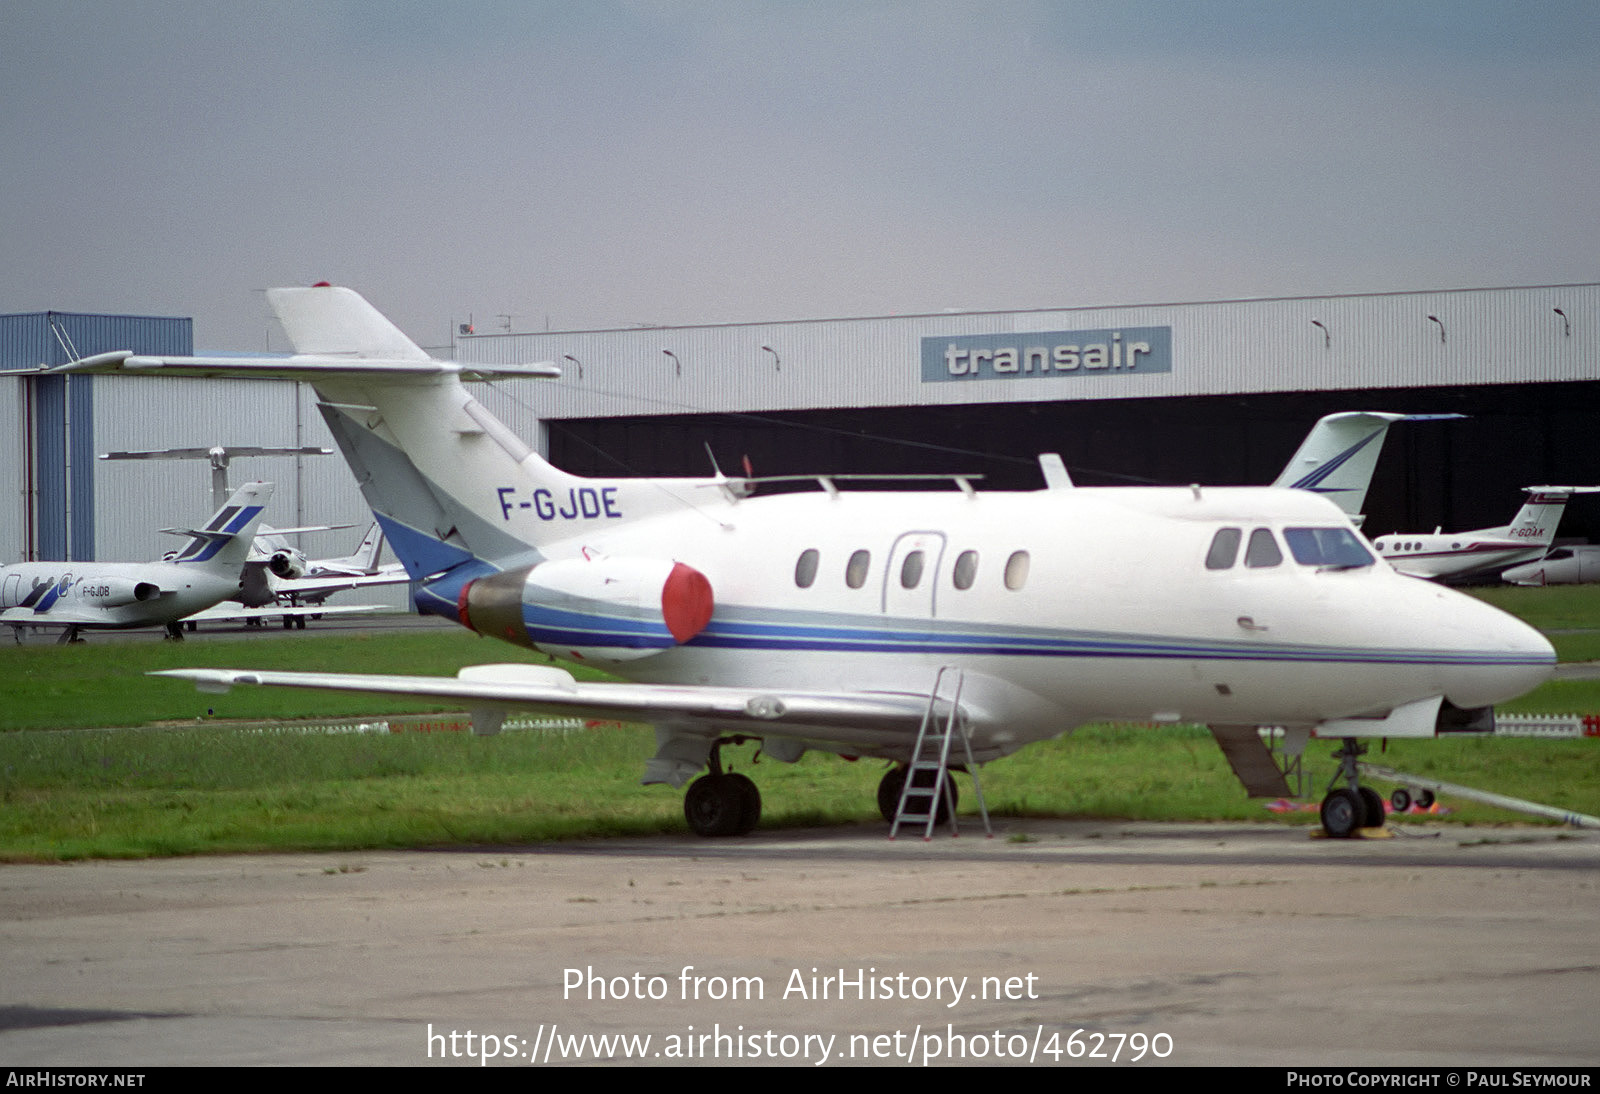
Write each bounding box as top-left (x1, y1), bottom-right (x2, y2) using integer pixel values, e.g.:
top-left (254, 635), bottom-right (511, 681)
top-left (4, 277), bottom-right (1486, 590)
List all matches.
top-left (1319, 738), bottom-right (1387, 839)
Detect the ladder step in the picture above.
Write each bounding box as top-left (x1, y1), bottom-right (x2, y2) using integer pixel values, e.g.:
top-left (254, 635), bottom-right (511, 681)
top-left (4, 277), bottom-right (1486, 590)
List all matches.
top-left (888, 665), bottom-right (991, 840)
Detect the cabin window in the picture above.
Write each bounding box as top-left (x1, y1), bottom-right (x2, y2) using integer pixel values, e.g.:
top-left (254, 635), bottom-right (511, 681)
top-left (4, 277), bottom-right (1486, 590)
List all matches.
top-left (1004, 550), bottom-right (1030, 590)
top-left (1205, 527), bottom-right (1242, 570)
top-left (1283, 527), bottom-right (1374, 568)
top-left (794, 548), bottom-right (819, 588)
top-left (952, 550), bottom-right (978, 590)
top-left (1244, 528), bottom-right (1283, 568)
top-left (845, 549), bottom-right (871, 589)
top-left (900, 550), bottom-right (925, 589)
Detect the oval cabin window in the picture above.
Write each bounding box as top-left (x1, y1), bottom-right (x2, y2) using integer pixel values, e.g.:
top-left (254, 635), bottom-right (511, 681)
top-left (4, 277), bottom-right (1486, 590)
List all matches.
top-left (952, 550), bottom-right (978, 590)
top-left (794, 548), bottom-right (819, 588)
top-left (900, 550), bottom-right (925, 589)
top-left (845, 549), bottom-right (870, 589)
top-left (1004, 550), bottom-right (1030, 590)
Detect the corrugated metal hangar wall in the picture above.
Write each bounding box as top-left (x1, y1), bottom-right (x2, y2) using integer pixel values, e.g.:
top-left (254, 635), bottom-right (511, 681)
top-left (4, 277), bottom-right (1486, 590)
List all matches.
top-left (0, 314), bottom-right (538, 612)
top-left (459, 283), bottom-right (1600, 543)
top-left (5, 283), bottom-right (1598, 576)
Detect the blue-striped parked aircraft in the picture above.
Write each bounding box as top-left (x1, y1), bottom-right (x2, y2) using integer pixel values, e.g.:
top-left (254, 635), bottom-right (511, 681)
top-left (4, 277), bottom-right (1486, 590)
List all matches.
top-left (1, 482), bottom-right (272, 643)
top-left (36, 286), bottom-right (1554, 837)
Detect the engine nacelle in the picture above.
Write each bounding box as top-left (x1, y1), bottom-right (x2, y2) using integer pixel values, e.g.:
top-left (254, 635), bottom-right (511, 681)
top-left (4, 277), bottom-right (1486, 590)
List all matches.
top-left (268, 548), bottom-right (308, 579)
top-left (455, 556), bottom-right (713, 662)
top-left (77, 578), bottom-right (163, 607)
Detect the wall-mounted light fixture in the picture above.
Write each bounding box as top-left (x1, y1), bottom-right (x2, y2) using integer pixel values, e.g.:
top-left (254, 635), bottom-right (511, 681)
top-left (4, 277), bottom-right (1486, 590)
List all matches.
top-left (1554, 308), bottom-right (1571, 337)
top-left (562, 354), bottom-right (583, 381)
top-left (1310, 319), bottom-right (1330, 348)
top-left (662, 349), bottom-right (681, 376)
top-left (760, 345), bottom-right (780, 372)
top-left (1427, 315), bottom-right (1446, 343)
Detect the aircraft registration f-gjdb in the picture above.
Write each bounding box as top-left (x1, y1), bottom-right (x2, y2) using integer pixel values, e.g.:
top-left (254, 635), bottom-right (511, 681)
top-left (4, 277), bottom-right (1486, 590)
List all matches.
top-left (36, 286), bottom-right (1556, 838)
top-left (1, 482), bottom-right (272, 643)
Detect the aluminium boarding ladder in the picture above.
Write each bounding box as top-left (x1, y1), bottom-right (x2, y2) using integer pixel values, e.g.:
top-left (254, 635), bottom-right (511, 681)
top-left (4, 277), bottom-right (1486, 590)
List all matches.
top-left (889, 665), bottom-right (992, 840)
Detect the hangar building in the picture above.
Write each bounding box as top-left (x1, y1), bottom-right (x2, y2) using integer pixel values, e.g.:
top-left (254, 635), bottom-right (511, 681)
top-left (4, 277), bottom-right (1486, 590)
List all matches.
top-left (456, 282), bottom-right (1600, 544)
top-left (5, 283), bottom-right (1598, 582)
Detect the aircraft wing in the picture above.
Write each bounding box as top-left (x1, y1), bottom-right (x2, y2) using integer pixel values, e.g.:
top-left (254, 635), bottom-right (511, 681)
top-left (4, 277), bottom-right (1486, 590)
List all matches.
top-left (180, 604), bottom-right (389, 623)
top-left (270, 569), bottom-right (410, 599)
top-left (150, 664), bottom-right (937, 752)
top-left (0, 608), bottom-right (93, 627)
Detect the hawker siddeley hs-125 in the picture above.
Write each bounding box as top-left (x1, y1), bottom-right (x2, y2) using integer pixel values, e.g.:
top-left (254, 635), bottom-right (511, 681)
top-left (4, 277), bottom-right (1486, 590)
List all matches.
top-left (34, 285), bottom-right (1554, 838)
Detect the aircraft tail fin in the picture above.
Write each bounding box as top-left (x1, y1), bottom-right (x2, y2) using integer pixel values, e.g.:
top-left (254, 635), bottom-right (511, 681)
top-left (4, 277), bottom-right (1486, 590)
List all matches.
top-left (1272, 412), bottom-right (1461, 519)
top-left (270, 284), bottom-right (432, 361)
top-left (36, 286), bottom-right (708, 574)
top-left (166, 482), bottom-right (275, 573)
top-left (1501, 486), bottom-right (1600, 546)
top-left (341, 522), bottom-right (386, 573)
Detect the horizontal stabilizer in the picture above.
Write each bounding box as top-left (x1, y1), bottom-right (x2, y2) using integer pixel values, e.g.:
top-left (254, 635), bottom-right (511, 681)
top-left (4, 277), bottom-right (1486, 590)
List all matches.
top-left (21, 351), bottom-right (559, 383)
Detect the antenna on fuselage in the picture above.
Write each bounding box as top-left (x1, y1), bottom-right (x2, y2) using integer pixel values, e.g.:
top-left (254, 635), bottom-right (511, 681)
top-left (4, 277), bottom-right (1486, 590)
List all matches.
top-left (1037, 453), bottom-right (1074, 489)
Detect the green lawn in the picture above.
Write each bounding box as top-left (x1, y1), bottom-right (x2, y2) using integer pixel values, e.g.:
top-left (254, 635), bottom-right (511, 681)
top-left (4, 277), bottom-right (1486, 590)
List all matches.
top-left (1, 581), bottom-right (1596, 860)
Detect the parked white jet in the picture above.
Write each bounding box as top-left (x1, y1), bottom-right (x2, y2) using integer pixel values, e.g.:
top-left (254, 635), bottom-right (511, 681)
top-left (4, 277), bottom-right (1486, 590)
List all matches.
top-left (102, 444), bottom-right (403, 612)
top-left (1372, 487), bottom-right (1600, 582)
top-left (239, 521), bottom-right (406, 608)
top-left (0, 482), bottom-right (272, 643)
top-left (43, 287), bottom-right (1555, 838)
top-left (1501, 545), bottom-right (1600, 586)
top-left (192, 521), bottom-right (403, 630)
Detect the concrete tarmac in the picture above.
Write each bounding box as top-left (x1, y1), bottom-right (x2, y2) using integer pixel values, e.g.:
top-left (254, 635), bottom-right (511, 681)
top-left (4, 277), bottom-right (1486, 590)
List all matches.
top-left (1, 820), bottom-right (1596, 1067)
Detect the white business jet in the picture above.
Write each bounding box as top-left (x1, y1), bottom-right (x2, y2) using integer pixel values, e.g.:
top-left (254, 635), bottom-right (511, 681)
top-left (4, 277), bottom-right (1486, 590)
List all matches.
top-left (1372, 487), bottom-right (1600, 581)
top-left (0, 482), bottom-right (272, 643)
top-left (38, 287), bottom-right (1554, 838)
top-left (1501, 545), bottom-right (1600, 586)
top-left (237, 520), bottom-right (404, 608)
top-left (100, 444), bottom-right (406, 617)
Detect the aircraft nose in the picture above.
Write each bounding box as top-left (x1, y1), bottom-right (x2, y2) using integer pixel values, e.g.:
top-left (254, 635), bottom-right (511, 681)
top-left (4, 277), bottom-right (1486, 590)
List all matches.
top-left (1435, 590), bottom-right (1555, 710)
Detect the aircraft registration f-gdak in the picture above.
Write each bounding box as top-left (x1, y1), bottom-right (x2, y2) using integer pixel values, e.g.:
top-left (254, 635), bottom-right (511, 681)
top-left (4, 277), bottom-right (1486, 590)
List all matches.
top-left (0, 482), bottom-right (272, 643)
top-left (37, 286), bottom-right (1557, 838)
top-left (1372, 487), bottom-right (1600, 582)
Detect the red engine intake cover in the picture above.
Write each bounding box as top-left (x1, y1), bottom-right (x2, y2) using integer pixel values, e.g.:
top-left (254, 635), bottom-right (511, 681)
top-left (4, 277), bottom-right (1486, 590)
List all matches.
top-left (662, 561), bottom-right (714, 643)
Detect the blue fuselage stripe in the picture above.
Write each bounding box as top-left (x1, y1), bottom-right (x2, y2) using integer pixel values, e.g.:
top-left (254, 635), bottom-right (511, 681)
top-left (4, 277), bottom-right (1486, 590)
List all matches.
top-left (504, 603), bottom-right (1549, 668)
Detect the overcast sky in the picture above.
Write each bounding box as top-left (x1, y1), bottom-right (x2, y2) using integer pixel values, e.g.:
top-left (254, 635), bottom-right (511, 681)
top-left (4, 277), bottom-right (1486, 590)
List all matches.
top-left (3, 1), bottom-right (1597, 351)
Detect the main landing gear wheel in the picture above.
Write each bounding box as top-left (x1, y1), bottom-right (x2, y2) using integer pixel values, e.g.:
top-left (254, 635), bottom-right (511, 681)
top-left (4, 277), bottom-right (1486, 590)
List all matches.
top-left (1358, 786), bottom-right (1386, 828)
top-left (684, 773), bottom-right (760, 837)
top-left (876, 765), bottom-right (957, 825)
top-left (681, 738), bottom-right (762, 837)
